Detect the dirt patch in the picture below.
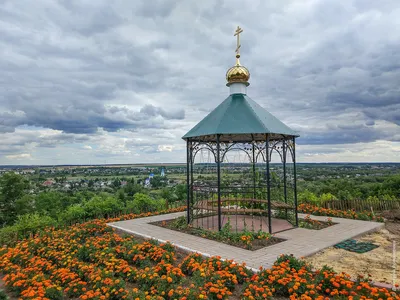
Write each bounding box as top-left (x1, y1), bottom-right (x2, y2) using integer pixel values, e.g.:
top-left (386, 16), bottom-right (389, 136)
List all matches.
top-left (386, 221), bottom-right (400, 239)
top-left (381, 210), bottom-right (400, 222)
top-left (305, 223), bottom-right (400, 285)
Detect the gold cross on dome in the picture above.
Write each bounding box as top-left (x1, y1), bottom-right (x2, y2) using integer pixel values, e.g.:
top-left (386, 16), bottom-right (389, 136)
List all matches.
top-left (234, 26), bottom-right (243, 56)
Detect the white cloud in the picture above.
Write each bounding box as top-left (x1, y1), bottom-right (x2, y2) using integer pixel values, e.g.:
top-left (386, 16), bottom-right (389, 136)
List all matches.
top-left (158, 145), bottom-right (174, 152)
top-left (6, 153), bottom-right (32, 160)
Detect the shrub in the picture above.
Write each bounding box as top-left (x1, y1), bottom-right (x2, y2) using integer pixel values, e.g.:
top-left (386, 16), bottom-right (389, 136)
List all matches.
top-left (83, 196), bottom-right (123, 218)
top-left (59, 204), bottom-right (86, 224)
top-left (0, 213), bottom-right (55, 245)
top-left (13, 213), bottom-right (56, 233)
top-left (0, 226), bottom-right (19, 245)
top-left (126, 193), bottom-right (166, 214)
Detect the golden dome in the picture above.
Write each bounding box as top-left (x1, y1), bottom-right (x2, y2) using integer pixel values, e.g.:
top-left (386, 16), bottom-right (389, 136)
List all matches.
top-left (226, 56), bottom-right (250, 86)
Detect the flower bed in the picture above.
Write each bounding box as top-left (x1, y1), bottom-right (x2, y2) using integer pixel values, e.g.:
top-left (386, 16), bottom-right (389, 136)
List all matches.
top-left (299, 203), bottom-right (385, 222)
top-left (243, 254), bottom-right (399, 299)
top-left (0, 208), bottom-right (399, 300)
top-left (152, 216), bottom-right (284, 250)
top-left (298, 215), bottom-right (335, 230)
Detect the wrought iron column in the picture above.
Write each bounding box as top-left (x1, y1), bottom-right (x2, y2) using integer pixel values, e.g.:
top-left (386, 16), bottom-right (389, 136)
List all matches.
top-left (283, 138), bottom-right (288, 219)
top-left (252, 138), bottom-right (256, 199)
top-left (292, 136), bottom-right (299, 227)
top-left (216, 135), bottom-right (222, 231)
top-left (266, 135), bottom-right (272, 233)
top-left (186, 140), bottom-right (190, 224)
top-left (283, 139), bottom-right (287, 203)
top-left (190, 141), bottom-right (194, 223)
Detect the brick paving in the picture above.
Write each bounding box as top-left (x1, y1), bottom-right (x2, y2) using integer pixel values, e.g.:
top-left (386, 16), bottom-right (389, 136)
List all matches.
top-left (107, 212), bottom-right (384, 271)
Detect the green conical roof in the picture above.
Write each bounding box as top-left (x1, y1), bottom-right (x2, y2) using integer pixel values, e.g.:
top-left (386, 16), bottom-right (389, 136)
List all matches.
top-left (182, 93), bottom-right (299, 140)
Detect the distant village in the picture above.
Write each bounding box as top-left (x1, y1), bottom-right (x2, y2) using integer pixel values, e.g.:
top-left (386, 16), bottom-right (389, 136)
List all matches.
top-left (0, 163), bottom-right (397, 193)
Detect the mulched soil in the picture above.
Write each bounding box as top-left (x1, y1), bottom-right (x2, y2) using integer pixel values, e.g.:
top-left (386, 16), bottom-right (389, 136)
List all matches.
top-left (298, 219), bottom-right (336, 230)
top-left (151, 219), bottom-right (284, 251)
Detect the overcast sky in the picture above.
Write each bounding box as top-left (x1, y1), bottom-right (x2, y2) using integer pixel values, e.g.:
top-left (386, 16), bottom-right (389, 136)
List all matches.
top-left (1, 0), bottom-right (399, 165)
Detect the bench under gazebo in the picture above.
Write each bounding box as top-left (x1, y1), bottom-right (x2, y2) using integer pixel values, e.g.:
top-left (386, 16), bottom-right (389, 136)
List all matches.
top-left (182, 26), bottom-right (299, 234)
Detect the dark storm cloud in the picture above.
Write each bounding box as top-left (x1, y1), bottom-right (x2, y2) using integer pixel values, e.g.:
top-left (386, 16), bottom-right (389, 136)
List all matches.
top-left (0, 103), bottom-right (184, 134)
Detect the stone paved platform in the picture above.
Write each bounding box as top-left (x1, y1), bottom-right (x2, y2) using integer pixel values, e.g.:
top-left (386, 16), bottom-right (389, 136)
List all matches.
top-left (107, 212), bottom-right (384, 271)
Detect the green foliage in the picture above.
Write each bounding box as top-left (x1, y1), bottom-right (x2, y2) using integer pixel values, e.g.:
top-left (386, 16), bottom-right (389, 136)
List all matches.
top-left (174, 184), bottom-right (187, 201)
top-left (275, 254), bottom-right (311, 272)
top-left (13, 213), bottom-right (56, 232)
top-left (298, 190), bottom-right (318, 204)
top-left (0, 289), bottom-right (8, 300)
top-left (35, 191), bottom-right (64, 219)
top-left (126, 193), bottom-right (166, 214)
top-left (172, 216), bottom-right (188, 230)
top-left (320, 192), bottom-right (337, 202)
top-left (0, 226), bottom-right (18, 245)
top-left (160, 188), bottom-right (178, 203)
top-left (44, 287), bottom-right (63, 300)
top-left (0, 213), bottom-right (56, 245)
top-left (74, 191), bottom-right (96, 202)
top-left (299, 173), bottom-right (400, 201)
top-left (59, 204), bottom-right (86, 224)
top-left (0, 172), bottom-right (30, 225)
top-left (164, 217), bottom-right (273, 250)
top-left (14, 195), bottom-right (35, 216)
top-left (149, 175), bottom-right (167, 188)
top-left (83, 196), bottom-right (122, 218)
top-left (123, 182), bottom-right (143, 196)
top-left (117, 189), bottom-right (126, 205)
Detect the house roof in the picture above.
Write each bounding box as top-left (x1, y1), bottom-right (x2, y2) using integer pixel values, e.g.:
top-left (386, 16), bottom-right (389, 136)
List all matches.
top-left (182, 93), bottom-right (299, 141)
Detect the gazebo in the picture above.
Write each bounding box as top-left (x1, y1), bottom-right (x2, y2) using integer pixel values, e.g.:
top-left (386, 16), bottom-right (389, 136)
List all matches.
top-left (182, 27), bottom-right (299, 234)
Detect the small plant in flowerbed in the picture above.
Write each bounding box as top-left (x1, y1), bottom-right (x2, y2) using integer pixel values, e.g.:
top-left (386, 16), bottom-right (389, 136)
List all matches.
top-left (153, 216), bottom-right (284, 250)
top-left (299, 203), bottom-right (385, 222)
top-left (298, 215), bottom-right (336, 230)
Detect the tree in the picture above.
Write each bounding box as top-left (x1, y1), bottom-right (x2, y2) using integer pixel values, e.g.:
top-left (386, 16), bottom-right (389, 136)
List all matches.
top-left (83, 196), bottom-right (122, 218)
top-left (35, 192), bottom-right (63, 218)
top-left (298, 190), bottom-right (318, 204)
top-left (126, 193), bottom-right (165, 214)
top-left (15, 195), bottom-right (35, 216)
top-left (0, 172), bottom-right (30, 226)
top-left (112, 178), bottom-right (121, 188)
top-left (117, 189), bottom-right (126, 205)
top-left (320, 193), bottom-right (337, 203)
top-left (124, 182), bottom-right (143, 197)
top-left (175, 184), bottom-right (187, 201)
top-left (150, 175), bottom-right (167, 188)
top-left (59, 204), bottom-right (86, 224)
top-left (160, 187), bottom-right (178, 203)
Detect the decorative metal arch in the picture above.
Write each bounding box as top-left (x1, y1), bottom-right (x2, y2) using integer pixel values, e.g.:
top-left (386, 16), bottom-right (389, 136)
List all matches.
top-left (185, 134), bottom-right (298, 233)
